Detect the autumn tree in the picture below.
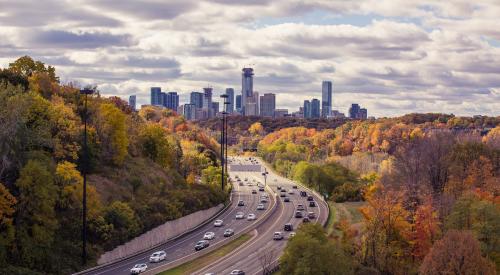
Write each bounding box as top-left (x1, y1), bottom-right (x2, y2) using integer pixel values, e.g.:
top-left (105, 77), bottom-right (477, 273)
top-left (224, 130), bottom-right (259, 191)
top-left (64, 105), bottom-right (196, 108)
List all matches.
top-left (8, 56), bottom-right (58, 83)
top-left (96, 103), bottom-right (129, 166)
top-left (248, 122), bottom-right (265, 136)
top-left (0, 182), bottom-right (16, 264)
top-left (419, 230), bottom-right (495, 275)
top-left (412, 198), bottom-right (441, 261)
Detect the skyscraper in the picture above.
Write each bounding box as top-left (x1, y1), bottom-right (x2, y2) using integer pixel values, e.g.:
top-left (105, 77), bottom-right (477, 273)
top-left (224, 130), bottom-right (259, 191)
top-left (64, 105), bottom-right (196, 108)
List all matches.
top-left (241, 67), bottom-right (254, 115)
top-left (321, 81), bottom-right (332, 117)
top-left (150, 87), bottom-right (162, 106)
top-left (235, 95), bottom-right (242, 113)
top-left (360, 108), bottom-right (367, 119)
top-left (212, 102), bottom-right (219, 116)
top-left (129, 95), bottom-right (136, 111)
top-left (183, 104), bottom-right (196, 120)
top-left (165, 92), bottom-right (179, 110)
top-left (311, 98), bottom-right (320, 118)
top-left (260, 93), bottom-right (276, 117)
top-left (203, 87), bottom-right (213, 119)
top-left (349, 103), bottom-right (360, 119)
top-left (190, 91), bottom-right (204, 108)
top-left (226, 88), bottom-right (234, 113)
top-left (304, 100), bottom-right (311, 119)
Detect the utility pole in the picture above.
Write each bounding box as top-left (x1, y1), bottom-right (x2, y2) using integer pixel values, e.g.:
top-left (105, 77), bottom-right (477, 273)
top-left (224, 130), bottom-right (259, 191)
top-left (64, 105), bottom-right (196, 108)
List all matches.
top-left (220, 94), bottom-right (228, 191)
top-left (224, 100), bottom-right (230, 175)
top-left (79, 88), bottom-right (94, 266)
top-left (262, 168), bottom-right (269, 188)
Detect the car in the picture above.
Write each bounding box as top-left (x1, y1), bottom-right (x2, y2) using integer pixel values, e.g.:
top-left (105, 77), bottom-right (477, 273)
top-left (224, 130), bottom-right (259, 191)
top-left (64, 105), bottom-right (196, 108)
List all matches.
top-left (230, 270), bottom-right (245, 275)
top-left (203, 232), bottom-right (215, 240)
top-left (257, 203), bottom-right (265, 210)
top-left (252, 190), bottom-right (257, 194)
top-left (130, 263), bottom-right (147, 274)
top-left (307, 195), bottom-right (314, 201)
top-left (280, 192), bottom-right (286, 197)
top-left (247, 213), bottom-right (256, 220)
top-left (281, 188), bottom-right (287, 192)
top-left (244, 178), bottom-right (248, 181)
top-left (260, 197), bottom-right (268, 203)
top-left (149, 251), bottom-right (166, 263)
top-left (303, 217), bottom-right (310, 223)
top-left (259, 187), bottom-right (265, 192)
top-left (292, 185), bottom-right (298, 189)
top-left (289, 232), bottom-right (296, 238)
top-left (284, 197), bottom-right (290, 202)
top-left (297, 204), bottom-right (305, 211)
top-left (300, 191), bottom-right (307, 197)
top-left (239, 182), bottom-right (244, 186)
top-left (288, 190), bottom-right (294, 194)
top-left (295, 211), bottom-right (303, 218)
top-left (235, 212), bottom-right (244, 219)
top-left (195, 240), bottom-right (209, 251)
top-left (214, 219), bottom-right (224, 227)
top-left (224, 228), bottom-right (234, 237)
top-left (273, 231), bottom-right (284, 240)
top-left (309, 201), bottom-right (316, 207)
top-left (238, 200), bottom-right (245, 206)
top-left (277, 186), bottom-right (282, 190)
top-left (308, 212), bottom-right (316, 219)
top-left (284, 223), bottom-right (293, 231)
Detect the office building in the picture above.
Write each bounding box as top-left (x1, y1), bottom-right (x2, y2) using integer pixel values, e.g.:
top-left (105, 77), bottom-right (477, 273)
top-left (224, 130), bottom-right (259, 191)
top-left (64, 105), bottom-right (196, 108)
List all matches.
top-left (202, 87), bottom-right (213, 119)
top-left (331, 110), bottom-right (345, 118)
top-left (321, 81), bottom-right (332, 118)
top-left (212, 102), bottom-right (219, 116)
top-left (260, 93), bottom-right (276, 117)
top-left (304, 100), bottom-right (311, 119)
top-left (349, 103), bottom-right (360, 119)
top-left (235, 95), bottom-right (242, 113)
top-left (150, 87), bottom-right (162, 106)
top-left (311, 98), bottom-right (320, 118)
top-left (183, 104), bottom-right (196, 121)
top-left (360, 108), bottom-right (368, 119)
top-left (190, 92), bottom-right (204, 108)
top-left (226, 88), bottom-right (234, 113)
top-left (165, 92), bottom-right (179, 111)
top-left (274, 109), bottom-right (288, 118)
top-left (241, 67), bottom-right (254, 115)
top-left (129, 95), bottom-right (136, 111)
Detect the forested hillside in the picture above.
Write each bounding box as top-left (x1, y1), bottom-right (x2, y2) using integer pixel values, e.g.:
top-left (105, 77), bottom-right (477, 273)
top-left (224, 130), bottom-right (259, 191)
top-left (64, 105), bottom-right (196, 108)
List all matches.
top-left (0, 56), bottom-right (227, 274)
top-left (254, 116), bottom-right (500, 273)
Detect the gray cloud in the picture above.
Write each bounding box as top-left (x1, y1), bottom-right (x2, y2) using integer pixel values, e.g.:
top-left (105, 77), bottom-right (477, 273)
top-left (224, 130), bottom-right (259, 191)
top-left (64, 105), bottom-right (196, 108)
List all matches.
top-left (26, 30), bottom-right (134, 49)
top-left (90, 0), bottom-right (198, 20)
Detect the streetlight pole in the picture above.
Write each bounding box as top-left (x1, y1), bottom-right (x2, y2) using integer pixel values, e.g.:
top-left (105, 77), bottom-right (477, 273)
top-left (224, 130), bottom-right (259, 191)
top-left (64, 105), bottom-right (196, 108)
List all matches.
top-left (262, 168), bottom-right (269, 188)
top-left (80, 88), bottom-right (94, 266)
top-left (224, 101), bottom-right (230, 175)
top-left (220, 94), bottom-right (228, 191)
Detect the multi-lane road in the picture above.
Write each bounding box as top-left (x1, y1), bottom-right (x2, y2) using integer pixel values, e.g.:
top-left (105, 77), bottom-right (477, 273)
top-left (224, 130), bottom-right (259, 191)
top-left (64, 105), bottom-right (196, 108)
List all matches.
top-left (195, 156), bottom-right (329, 275)
top-left (79, 161), bottom-right (275, 275)
top-left (78, 156), bottom-right (328, 275)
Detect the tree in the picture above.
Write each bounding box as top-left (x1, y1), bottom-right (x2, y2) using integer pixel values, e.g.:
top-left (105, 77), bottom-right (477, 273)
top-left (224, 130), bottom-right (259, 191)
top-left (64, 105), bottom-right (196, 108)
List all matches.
top-left (14, 160), bottom-right (58, 270)
top-left (96, 103), bottom-right (129, 166)
top-left (280, 223), bottom-right (354, 275)
top-left (419, 230), bottom-right (495, 275)
top-left (412, 198), bottom-right (441, 261)
top-left (248, 122), bottom-right (265, 136)
top-left (137, 124), bottom-right (178, 168)
top-left (8, 56), bottom-right (58, 83)
top-left (0, 182), bottom-right (16, 264)
top-left (104, 201), bottom-right (140, 246)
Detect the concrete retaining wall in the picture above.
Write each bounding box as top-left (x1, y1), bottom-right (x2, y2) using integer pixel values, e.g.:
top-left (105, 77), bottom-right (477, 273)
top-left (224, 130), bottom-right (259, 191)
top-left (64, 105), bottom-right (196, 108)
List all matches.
top-left (97, 204), bottom-right (224, 265)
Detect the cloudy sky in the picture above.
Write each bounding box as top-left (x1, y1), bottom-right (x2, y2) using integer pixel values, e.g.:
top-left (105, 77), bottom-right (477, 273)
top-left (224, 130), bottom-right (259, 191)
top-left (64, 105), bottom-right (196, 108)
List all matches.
top-left (1, 0), bottom-right (499, 117)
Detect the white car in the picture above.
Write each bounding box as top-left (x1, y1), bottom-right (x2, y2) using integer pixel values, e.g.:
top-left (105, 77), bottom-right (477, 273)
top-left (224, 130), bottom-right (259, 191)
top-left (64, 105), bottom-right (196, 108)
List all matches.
top-left (247, 213), bottom-right (256, 221)
top-left (235, 212), bottom-right (245, 219)
top-left (273, 232), bottom-right (284, 240)
top-left (214, 219), bottom-right (224, 227)
top-left (257, 204), bottom-right (265, 210)
top-left (130, 263), bottom-right (147, 274)
top-left (260, 197), bottom-right (268, 203)
top-left (149, 251), bottom-right (166, 262)
top-left (288, 190), bottom-right (294, 194)
top-left (204, 232), bottom-right (215, 240)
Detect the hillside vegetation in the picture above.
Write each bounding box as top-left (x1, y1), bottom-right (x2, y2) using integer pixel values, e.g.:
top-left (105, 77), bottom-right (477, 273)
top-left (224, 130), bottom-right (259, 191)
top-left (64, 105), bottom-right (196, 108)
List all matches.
top-left (0, 56), bottom-right (227, 274)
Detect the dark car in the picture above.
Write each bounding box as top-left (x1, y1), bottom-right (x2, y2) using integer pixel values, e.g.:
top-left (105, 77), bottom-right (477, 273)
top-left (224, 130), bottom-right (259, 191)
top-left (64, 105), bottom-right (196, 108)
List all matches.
top-left (284, 223), bottom-right (293, 231)
top-left (277, 186), bottom-right (282, 190)
top-left (284, 197), bottom-right (290, 202)
top-left (307, 196), bottom-right (314, 201)
top-left (292, 185), bottom-right (298, 189)
top-left (309, 201), bottom-right (316, 207)
top-left (259, 187), bottom-right (265, 192)
top-left (308, 212), bottom-right (316, 219)
top-left (238, 200), bottom-right (245, 206)
top-left (300, 191), bottom-right (307, 197)
top-left (195, 240), bottom-right (209, 251)
top-left (280, 192), bottom-right (286, 197)
top-left (295, 211), bottom-right (303, 218)
top-left (303, 217), bottom-right (310, 223)
top-left (252, 190), bottom-right (257, 194)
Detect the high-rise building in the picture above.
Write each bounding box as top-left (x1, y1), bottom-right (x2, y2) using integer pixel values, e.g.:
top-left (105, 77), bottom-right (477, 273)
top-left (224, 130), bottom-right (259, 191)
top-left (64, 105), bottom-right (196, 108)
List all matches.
top-left (360, 108), bottom-right (368, 119)
top-left (150, 87), bottom-right (162, 106)
top-left (190, 92), bottom-right (203, 108)
top-left (241, 67), bottom-right (254, 115)
top-left (129, 95), bottom-right (136, 111)
top-left (260, 93), bottom-right (276, 117)
top-left (212, 102), bottom-right (219, 116)
top-left (183, 104), bottom-right (196, 120)
top-left (311, 98), bottom-right (320, 118)
top-left (203, 87), bottom-right (213, 119)
top-left (165, 92), bottom-right (179, 111)
top-left (274, 109), bottom-right (288, 118)
top-left (226, 88), bottom-right (234, 113)
top-left (321, 81), bottom-right (332, 118)
top-left (349, 103), bottom-right (361, 119)
top-left (235, 95), bottom-right (242, 113)
top-left (304, 100), bottom-right (311, 119)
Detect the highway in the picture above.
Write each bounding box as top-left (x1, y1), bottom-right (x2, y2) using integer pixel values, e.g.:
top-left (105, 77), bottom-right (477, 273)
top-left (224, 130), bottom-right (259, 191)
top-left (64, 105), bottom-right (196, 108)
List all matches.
top-left (78, 163), bottom-right (274, 275)
top-left (195, 156), bottom-right (329, 275)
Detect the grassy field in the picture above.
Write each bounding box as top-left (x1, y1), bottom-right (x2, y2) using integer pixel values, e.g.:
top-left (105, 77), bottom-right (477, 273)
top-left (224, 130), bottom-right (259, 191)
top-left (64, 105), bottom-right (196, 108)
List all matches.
top-left (159, 233), bottom-right (252, 275)
top-left (326, 201), bottom-right (366, 238)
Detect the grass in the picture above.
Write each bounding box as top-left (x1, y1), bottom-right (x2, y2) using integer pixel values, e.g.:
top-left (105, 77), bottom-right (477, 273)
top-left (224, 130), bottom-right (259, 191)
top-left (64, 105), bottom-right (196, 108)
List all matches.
top-left (159, 233), bottom-right (252, 275)
top-left (325, 201), bottom-right (340, 237)
top-left (326, 201), bottom-right (367, 238)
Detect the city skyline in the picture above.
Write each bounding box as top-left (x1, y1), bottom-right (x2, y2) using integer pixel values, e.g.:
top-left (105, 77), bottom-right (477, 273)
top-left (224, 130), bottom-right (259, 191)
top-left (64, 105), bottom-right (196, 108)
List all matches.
top-left (1, 1), bottom-right (499, 117)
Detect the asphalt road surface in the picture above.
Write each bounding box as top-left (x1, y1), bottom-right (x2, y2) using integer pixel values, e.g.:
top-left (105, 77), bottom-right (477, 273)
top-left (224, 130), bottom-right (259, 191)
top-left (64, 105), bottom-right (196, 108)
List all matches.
top-left (79, 162), bottom-right (273, 275)
top-left (195, 156), bottom-right (329, 275)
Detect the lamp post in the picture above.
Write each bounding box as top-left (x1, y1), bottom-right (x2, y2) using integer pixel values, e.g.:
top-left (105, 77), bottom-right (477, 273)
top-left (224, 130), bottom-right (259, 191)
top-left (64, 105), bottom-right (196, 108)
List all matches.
top-left (220, 94), bottom-right (228, 191)
top-left (262, 168), bottom-right (269, 188)
top-left (80, 88), bottom-right (94, 266)
top-left (224, 101), bottom-right (230, 175)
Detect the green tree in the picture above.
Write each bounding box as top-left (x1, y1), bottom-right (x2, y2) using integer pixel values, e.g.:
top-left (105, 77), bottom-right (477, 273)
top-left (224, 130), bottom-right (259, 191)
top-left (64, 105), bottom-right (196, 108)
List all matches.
top-left (104, 201), bottom-right (140, 246)
top-left (15, 160), bottom-right (58, 270)
top-left (96, 103), bottom-right (129, 166)
top-left (137, 124), bottom-right (179, 168)
top-left (281, 223), bottom-right (354, 275)
top-left (8, 56), bottom-right (58, 83)
top-left (0, 182), bottom-right (16, 264)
